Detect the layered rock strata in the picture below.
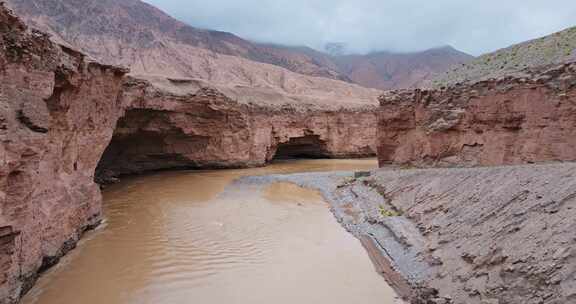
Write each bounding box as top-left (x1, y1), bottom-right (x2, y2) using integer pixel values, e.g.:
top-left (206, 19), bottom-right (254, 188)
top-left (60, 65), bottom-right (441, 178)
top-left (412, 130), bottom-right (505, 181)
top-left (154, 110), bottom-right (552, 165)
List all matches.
top-left (339, 164), bottom-right (576, 304)
top-left (96, 76), bottom-right (377, 182)
top-left (0, 3), bottom-right (127, 302)
top-left (378, 63), bottom-right (576, 167)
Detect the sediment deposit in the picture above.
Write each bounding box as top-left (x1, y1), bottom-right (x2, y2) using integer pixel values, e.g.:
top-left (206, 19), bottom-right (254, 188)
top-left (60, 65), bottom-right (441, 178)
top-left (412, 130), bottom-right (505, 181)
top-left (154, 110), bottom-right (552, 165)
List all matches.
top-left (244, 163), bottom-right (576, 304)
top-left (378, 63), bottom-right (576, 167)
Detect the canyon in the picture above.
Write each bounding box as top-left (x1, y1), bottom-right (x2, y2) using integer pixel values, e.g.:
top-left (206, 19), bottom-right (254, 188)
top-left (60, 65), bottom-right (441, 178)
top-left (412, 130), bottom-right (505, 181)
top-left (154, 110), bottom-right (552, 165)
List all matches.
top-left (2, 0), bottom-right (576, 303)
top-left (0, 3), bottom-right (380, 302)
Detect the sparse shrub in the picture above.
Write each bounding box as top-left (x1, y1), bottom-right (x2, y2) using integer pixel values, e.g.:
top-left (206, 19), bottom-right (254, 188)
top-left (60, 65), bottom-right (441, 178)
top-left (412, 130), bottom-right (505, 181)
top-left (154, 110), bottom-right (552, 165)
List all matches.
top-left (379, 205), bottom-right (402, 217)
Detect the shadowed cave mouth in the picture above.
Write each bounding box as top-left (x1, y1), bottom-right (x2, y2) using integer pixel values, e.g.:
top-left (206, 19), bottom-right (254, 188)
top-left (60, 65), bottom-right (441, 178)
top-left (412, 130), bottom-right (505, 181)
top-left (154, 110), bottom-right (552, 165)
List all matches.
top-left (95, 109), bottom-right (333, 184)
top-left (273, 135), bottom-right (331, 160)
top-left (95, 109), bottom-right (209, 185)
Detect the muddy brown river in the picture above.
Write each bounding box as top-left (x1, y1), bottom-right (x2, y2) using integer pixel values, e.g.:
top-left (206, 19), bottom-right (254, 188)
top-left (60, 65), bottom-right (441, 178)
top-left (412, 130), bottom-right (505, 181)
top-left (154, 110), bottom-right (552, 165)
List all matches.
top-left (22, 159), bottom-right (401, 304)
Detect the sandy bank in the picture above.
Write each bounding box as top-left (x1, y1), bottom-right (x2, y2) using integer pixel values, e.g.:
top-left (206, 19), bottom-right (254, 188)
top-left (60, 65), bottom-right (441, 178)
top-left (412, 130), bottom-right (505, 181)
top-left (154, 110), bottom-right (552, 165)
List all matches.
top-left (237, 162), bottom-right (576, 304)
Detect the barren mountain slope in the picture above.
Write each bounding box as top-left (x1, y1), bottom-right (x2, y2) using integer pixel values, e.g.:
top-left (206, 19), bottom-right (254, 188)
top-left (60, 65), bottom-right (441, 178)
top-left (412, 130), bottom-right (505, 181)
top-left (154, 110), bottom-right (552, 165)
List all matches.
top-left (5, 0), bottom-right (472, 90)
top-left (4, 0), bottom-right (385, 103)
top-left (3, 0), bottom-right (349, 80)
top-left (334, 46), bottom-right (473, 89)
top-left (433, 26), bottom-right (576, 86)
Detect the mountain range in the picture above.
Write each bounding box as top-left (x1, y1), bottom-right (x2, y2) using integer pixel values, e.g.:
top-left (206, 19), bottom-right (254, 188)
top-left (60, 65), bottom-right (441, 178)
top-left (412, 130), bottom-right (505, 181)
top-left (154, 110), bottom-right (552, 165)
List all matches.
top-left (5, 0), bottom-right (473, 90)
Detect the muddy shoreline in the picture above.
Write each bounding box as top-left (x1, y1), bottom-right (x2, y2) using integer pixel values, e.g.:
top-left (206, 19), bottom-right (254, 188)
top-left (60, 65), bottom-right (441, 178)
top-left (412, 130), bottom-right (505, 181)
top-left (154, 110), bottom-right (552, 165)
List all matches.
top-left (21, 159), bottom-right (402, 304)
top-left (236, 162), bottom-right (576, 304)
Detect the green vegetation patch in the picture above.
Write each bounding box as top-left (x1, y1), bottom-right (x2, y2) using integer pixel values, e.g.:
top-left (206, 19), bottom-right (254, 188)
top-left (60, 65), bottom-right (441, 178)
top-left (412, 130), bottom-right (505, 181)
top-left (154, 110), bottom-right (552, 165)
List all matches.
top-left (379, 205), bottom-right (403, 217)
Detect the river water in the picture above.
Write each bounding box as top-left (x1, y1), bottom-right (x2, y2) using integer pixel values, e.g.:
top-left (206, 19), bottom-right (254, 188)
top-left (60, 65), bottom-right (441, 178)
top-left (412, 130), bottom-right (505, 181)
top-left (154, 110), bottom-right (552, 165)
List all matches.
top-left (22, 159), bottom-right (401, 304)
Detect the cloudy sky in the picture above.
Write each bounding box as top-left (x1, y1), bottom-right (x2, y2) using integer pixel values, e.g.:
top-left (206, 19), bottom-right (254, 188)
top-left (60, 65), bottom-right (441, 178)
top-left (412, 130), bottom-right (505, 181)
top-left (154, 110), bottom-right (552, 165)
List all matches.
top-left (145, 0), bottom-right (576, 56)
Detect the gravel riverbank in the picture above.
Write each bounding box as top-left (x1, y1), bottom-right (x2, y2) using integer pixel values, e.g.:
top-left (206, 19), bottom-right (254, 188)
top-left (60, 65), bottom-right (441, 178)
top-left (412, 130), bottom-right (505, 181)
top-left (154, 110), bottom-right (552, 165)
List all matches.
top-left (235, 162), bottom-right (576, 304)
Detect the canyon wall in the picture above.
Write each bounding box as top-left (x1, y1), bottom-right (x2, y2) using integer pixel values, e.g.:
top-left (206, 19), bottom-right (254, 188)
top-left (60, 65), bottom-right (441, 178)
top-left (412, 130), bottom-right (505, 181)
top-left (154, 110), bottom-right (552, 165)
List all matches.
top-left (0, 3), bottom-right (127, 302)
top-left (0, 5), bottom-right (378, 302)
top-left (96, 76), bottom-right (377, 182)
top-left (378, 63), bottom-right (576, 167)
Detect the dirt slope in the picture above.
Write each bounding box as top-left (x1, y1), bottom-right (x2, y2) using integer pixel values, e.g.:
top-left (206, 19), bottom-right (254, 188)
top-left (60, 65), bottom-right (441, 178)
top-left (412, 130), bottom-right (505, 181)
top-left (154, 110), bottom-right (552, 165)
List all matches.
top-left (245, 163), bottom-right (576, 304)
top-left (5, 0), bottom-right (472, 90)
top-left (433, 26), bottom-right (576, 87)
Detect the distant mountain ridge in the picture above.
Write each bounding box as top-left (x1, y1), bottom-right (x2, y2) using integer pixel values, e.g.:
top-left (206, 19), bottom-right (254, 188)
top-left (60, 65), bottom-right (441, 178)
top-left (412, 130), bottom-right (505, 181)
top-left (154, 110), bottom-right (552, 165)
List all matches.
top-left (5, 0), bottom-right (472, 90)
top-left (333, 46), bottom-right (473, 89)
top-left (432, 26), bottom-right (576, 87)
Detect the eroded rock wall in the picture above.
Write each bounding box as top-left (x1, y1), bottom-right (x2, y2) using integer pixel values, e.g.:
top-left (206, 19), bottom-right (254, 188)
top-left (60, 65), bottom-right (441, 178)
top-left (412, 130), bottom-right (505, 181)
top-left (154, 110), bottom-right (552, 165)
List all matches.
top-left (96, 77), bottom-right (377, 181)
top-left (0, 4), bottom-right (127, 302)
top-left (378, 63), bottom-right (576, 167)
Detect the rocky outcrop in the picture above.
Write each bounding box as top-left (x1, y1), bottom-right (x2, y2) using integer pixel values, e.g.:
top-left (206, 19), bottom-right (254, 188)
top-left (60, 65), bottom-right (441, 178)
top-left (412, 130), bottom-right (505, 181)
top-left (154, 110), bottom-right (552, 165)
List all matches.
top-left (0, 3), bottom-right (127, 303)
top-left (378, 62), bottom-right (576, 167)
top-left (96, 76), bottom-right (377, 181)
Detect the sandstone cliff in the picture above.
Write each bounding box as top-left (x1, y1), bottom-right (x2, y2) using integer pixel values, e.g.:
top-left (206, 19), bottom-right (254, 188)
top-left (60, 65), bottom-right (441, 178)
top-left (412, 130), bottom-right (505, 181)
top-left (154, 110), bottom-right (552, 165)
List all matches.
top-left (378, 63), bottom-right (576, 167)
top-left (0, 3), bottom-right (127, 302)
top-left (96, 75), bottom-right (378, 182)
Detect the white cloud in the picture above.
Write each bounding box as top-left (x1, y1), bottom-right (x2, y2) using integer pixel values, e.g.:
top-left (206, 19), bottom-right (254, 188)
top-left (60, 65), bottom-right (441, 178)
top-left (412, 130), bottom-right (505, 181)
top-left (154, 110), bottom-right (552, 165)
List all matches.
top-left (144, 0), bottom-right (576, 55)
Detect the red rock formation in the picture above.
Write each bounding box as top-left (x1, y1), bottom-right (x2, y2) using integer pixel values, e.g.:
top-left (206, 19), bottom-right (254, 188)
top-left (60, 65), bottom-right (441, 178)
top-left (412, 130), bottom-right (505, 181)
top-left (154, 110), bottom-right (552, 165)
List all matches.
top-left (0, 3), bottom-right (127, 302)
top-left (96, 76), bottom-right (377, 182)
top-left (377, 63), bottom-right (576, 167)
top-left (0, 5), bottom-right (378, 302)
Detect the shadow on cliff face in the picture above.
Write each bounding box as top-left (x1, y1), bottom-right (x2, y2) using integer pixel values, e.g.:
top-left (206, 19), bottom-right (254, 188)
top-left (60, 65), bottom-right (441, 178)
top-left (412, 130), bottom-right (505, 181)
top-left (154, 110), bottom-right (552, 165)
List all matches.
top-left (95, 109), bottom-right (210, 184)
top-left (95, 118), bottom-right (335, 184)
top-left (273, 135), bottom-right (330, 160)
